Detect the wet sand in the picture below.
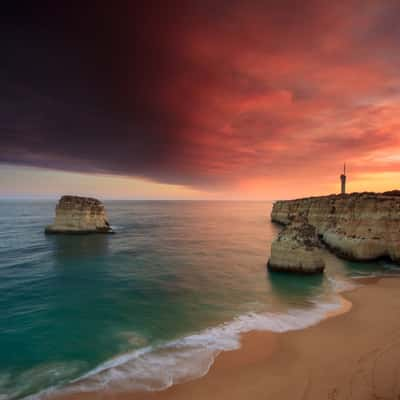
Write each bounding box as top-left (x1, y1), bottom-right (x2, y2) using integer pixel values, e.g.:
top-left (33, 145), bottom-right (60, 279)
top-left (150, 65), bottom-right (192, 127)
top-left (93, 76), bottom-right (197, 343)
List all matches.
top-left (55, 277), bottom-right (400, 400)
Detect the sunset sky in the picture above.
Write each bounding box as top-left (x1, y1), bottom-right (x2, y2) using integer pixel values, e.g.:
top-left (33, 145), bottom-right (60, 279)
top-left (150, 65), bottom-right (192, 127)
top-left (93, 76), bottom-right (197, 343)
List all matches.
top-left (2, 1), bottom-right (400, 199)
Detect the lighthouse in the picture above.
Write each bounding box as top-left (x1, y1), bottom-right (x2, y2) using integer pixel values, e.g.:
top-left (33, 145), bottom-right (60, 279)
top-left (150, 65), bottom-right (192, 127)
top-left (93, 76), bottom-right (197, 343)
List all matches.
top-left (340, 164), bottom-right (346, 194)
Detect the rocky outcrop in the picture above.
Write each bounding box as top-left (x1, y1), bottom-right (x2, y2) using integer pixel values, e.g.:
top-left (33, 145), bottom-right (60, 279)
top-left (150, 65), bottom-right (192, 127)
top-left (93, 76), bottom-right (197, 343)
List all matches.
top-left (271, 192), bottom-right (400, 263)
top-left (268, 216), bottom-right (325, 274)
top-left (45, 195), bottom-right (113, 234)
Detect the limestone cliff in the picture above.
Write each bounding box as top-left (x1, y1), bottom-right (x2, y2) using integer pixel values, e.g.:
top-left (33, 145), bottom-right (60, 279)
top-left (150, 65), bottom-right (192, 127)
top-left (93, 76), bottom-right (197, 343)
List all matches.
top-left (45, 195), bottom-right (113, 234)
top-left (268, 216), bottom-right (325, 274)
top-left (271, 192), bottom-right (400, 263)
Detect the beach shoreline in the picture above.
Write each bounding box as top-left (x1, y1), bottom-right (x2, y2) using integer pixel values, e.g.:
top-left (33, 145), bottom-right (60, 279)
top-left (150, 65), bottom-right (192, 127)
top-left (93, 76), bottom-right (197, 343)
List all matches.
top-left (50, 275), bottom-right (400, 400)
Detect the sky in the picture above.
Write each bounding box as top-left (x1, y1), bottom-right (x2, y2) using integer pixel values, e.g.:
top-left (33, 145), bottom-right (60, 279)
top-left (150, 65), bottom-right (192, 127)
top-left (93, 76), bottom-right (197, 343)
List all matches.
top-left (1, 0), bottom-right (400, 200)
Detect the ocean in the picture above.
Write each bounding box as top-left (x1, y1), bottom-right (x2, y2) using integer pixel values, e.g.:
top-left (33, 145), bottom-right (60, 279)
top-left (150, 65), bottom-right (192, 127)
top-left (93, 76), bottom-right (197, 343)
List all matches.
top-left (0, 200), bottom-right (398, 399)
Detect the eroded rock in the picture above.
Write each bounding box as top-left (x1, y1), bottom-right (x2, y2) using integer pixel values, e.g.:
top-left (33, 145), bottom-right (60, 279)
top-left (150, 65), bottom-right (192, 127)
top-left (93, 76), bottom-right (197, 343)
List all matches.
top-left (268, 216), bottom-right (325, 274)
top-left (271, 192), bottom-right (400, 263)
top-left (45, 195), bottom-right (113, 234)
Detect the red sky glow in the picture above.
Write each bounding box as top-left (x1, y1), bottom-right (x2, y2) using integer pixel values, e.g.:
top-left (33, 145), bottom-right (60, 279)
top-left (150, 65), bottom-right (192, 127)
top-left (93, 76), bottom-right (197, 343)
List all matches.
top-left (1, 1), bottom-right (400, 199)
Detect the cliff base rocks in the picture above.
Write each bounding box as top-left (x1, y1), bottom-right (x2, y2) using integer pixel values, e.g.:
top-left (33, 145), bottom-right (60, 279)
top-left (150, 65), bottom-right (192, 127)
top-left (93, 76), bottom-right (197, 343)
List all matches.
top-left (268, 216), bottom-right (325, 274)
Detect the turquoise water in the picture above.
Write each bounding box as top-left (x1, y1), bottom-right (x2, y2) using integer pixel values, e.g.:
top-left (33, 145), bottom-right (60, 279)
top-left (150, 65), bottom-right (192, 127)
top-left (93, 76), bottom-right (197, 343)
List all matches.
top-left (0, 200), bottom-right (398, 399)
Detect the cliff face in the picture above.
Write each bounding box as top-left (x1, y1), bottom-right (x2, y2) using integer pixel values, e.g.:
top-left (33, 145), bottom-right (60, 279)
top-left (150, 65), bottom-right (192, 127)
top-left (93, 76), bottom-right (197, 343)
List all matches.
top-left (271, 192), bottom-right (400, 263)
top-left (268, 216), bottom-right (325, 273)
top-left (45, 195), bottom-right (113, 234)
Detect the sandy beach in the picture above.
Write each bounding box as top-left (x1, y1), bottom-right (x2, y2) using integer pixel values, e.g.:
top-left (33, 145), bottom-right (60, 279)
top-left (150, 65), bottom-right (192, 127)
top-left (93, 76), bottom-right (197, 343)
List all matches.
top-left (53, 276), bottom-right (400, 400)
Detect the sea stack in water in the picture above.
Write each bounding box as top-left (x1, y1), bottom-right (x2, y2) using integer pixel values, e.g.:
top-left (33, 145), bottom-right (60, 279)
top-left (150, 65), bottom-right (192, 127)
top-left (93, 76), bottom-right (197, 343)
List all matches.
top-left (268, 216), bottom-right (325, 274)
top-left (45, 195), bottom-right (113, 234)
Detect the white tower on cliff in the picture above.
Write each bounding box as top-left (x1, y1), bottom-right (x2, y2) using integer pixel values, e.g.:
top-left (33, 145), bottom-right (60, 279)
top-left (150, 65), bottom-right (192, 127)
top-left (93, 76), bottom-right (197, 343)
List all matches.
top-left (340, 163), bottom-right (346, 194)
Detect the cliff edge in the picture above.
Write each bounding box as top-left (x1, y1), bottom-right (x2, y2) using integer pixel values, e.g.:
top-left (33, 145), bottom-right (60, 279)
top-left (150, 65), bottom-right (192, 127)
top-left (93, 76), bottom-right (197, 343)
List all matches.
top-left (271, 191), bottom-right (400, 263)
top-left (45, 195), bottom-right (113, 234)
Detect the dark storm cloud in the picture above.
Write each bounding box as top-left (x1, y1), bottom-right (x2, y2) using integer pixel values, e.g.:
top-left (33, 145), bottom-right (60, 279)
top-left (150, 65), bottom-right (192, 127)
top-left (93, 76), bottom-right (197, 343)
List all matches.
top-left (2, 0), bottom-right (400, 188)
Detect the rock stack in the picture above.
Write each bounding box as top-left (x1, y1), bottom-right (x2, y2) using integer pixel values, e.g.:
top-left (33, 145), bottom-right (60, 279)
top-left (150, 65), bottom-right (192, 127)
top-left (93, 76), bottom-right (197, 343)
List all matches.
top-left (268, 216), bottom-right (325, 274)
top-left (45, 195), bottom-right (113, 234)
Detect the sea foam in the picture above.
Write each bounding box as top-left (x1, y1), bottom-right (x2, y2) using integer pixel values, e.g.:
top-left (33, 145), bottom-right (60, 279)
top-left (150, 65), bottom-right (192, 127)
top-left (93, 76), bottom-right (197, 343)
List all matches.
top-left (30, 297), bottom-right (343, 399)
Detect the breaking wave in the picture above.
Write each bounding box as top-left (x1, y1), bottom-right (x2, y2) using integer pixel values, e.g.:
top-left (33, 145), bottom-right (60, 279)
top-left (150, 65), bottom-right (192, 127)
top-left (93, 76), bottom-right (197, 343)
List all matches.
top-left (29, 297), bottom-right (343, 399)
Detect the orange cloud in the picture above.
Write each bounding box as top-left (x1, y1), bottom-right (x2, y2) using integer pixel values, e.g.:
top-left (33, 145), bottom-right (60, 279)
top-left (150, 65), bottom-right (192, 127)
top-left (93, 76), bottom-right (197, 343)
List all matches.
top-left (2, 1), bottom-right (400, 198)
